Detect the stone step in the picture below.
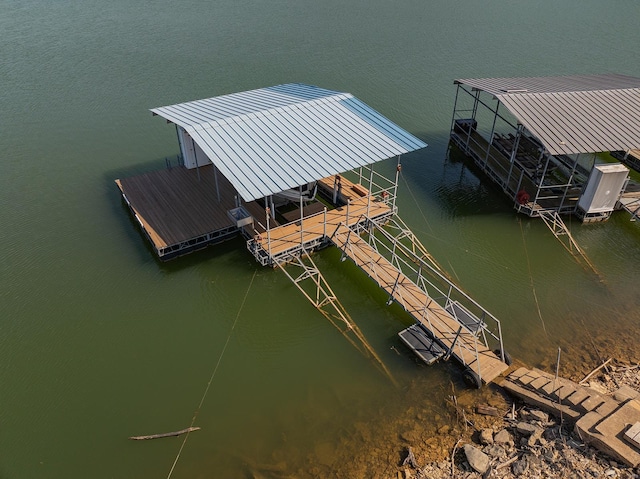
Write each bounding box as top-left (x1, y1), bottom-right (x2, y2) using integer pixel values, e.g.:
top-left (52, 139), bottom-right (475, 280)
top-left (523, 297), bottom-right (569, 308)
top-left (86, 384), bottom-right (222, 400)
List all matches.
top-left (500, 378), bottom-right (580, 421)
top-left (580, 394), bottom-right (606, 413)
top-left (503, 367), bottom-right (640, 467)
top-left (575, 409), bottom-right (640, 467)
top-left (594, 400), bottom-right (640, 438)
top-left (564, 388), bottom-right (590, 409)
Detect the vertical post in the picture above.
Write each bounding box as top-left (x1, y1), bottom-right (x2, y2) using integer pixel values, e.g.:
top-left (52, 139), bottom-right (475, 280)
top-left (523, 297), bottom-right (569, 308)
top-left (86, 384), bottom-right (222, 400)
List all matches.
top-left (266, 206), bottom-right (271, 259)
top-left (483, 102), bottom-right (500, 169)
top-left (192, 138), bottom-right (201, 181)
top-left (174, 124), bottom-right (184, 164)
top-left (465, 88), bottom-right (480, 149)
top-left (392, 156), bottom-right (401, 214)
top-left (508, 125), bottom-right (523, 164)
top-left (340, 229), bottom-right (352, 262)
top-left (449, 83), bottom-right (461, 134)
top-left (213, 164), bottom-right (221, 202)
top-left (559, 153), bottom-right (580, 213)
top-left (471, 89), bottom-right (480, 120)
top-left (367, 164), bottom-right (374, 218)
top-left (346, 199), bottom-right (350, 227)
top-left (358, 166), bottom-right (363, 185)
top-left (514, 170), bottom-right (525, 210)
top-left (534, 149), bottom-right (545, 184)
top-left (506, 124), bottom-right (523, 190)
top-left (323, 207), bottom-right (327, 238)
top-left (532, 152), bottom-right (552, 211)
top-left (443, 326), bottom-right (464, 361)
top-left (299, 185), bottom-right (304, 246)
top-left (386, 272), bottom-right (402, 305)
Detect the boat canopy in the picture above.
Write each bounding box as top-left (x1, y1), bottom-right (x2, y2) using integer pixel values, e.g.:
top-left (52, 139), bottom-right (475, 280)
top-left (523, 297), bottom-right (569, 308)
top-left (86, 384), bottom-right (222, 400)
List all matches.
top-left (151, 83), bottom-right (427, 202)
top-left (455, 74), bottom-right (640, 156)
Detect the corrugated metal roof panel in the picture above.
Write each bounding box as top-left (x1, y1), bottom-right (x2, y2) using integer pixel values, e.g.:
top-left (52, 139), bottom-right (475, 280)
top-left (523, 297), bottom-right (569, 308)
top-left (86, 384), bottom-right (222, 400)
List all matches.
top-left (152, 84), bottom-right (427, 202)
top-left (455, 73), bottom-right (640, 96)
top-left (455, 74), bottom-right (640, 155)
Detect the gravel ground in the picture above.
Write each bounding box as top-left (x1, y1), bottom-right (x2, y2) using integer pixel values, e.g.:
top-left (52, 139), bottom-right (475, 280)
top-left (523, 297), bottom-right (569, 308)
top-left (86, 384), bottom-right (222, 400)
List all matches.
top-left (399, 362), bottom-right (640, 479)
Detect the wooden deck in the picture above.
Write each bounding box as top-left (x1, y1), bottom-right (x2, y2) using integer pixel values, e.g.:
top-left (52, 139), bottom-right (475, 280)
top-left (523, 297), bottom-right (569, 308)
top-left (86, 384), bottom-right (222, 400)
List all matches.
top-left (116, 164), bottom-right (269, 259)
top-left (331, 222), bottom-right (508, 384)
top-left (253, 178), bottom-right (508, 384)
top-left (252, 192), bottom-right (393, 262)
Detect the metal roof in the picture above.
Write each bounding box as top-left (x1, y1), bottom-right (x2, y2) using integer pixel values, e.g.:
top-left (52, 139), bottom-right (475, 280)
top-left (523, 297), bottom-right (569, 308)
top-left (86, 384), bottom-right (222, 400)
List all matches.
top-left (455, 74), bottom-right (640, 156)
top-left (151, 83), bottom-right (427, 202)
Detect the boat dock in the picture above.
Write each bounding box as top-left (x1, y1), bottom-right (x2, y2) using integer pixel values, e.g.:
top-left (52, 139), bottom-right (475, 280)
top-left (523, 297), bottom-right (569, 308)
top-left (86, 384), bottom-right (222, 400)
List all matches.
top-left (117, 83), bottom-right (510, 387)
top-left (450, 74), bottom-right (640, 223)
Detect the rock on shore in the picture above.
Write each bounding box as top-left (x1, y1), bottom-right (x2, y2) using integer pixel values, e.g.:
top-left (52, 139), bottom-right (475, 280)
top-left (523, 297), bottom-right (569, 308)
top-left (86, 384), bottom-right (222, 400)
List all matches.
top-left (397, 362), bottom-right (640, 479)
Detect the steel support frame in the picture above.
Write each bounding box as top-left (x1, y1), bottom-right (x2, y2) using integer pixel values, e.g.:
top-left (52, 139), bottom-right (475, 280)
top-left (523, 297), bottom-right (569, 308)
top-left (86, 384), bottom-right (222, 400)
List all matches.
top-left (356, 215), bottom-right (505, 366)
top-left (275, 250), bottom-right (395, 382)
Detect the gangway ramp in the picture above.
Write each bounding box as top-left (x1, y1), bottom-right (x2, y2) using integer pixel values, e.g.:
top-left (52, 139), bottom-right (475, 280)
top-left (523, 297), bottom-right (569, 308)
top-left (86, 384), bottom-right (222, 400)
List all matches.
top-left (331, 221), bottom-right (510, 386)
top-left (246, 174), bottom-right (508, 387)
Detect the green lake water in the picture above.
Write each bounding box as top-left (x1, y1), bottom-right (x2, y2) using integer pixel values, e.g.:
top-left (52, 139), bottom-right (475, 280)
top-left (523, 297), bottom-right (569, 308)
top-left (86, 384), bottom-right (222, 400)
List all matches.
top-left (2, 1), bottom-right (640, 477)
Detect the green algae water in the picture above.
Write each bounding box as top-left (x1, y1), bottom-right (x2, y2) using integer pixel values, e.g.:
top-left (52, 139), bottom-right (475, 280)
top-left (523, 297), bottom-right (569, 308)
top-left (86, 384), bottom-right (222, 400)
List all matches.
top-left (2, 0), bottom-right (640, 477)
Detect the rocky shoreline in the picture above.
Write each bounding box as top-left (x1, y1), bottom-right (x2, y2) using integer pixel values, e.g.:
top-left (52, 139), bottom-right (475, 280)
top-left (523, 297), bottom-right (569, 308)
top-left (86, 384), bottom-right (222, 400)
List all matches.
top-left (397, 361), bottom-right (640, 479)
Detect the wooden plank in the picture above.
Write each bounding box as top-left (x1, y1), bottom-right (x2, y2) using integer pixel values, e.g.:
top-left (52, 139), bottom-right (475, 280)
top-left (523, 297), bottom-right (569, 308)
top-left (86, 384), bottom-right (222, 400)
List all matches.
top-left (329, 223), bottom-right (508, 384)
top-left (254, 194), bottom-right (391, 258)
top-left (117, 164), bottom-right (274, 255)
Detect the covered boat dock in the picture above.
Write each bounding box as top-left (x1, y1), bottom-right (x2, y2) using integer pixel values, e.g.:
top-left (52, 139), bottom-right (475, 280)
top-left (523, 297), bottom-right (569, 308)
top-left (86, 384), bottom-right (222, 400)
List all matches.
top-left (116, 83), bottom-right (510, 386)
top-left (449, 73), bottom-right (640, 222)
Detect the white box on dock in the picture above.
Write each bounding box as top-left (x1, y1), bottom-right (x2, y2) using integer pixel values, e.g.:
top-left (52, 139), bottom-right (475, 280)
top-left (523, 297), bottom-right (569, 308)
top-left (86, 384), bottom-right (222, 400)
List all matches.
top-left (577, 163), bottom-right (629, 215)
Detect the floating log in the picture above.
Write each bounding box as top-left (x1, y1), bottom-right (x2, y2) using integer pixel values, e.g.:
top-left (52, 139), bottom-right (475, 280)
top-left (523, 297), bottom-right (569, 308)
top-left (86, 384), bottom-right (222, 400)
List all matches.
top-left (129, 426), bottom-right (200, 440)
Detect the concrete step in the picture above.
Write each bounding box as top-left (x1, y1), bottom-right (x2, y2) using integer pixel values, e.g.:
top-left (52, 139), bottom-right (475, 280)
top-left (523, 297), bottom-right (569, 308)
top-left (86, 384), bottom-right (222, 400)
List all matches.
top-left (503, 367), bottom-right (640, 467)
top-left (500, 378), bottom-right (580, 421)
top-left (575, 403), bottom-right (640, 468)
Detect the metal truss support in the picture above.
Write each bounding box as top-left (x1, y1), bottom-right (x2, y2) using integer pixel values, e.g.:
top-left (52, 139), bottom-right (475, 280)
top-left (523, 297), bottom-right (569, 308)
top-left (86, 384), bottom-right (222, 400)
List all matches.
top-left (275, 250), bottom-right (396, 385)
top-left (366, 215), bottom-right (453, 283)
top-left (538, 210), bottom-right (600, 277)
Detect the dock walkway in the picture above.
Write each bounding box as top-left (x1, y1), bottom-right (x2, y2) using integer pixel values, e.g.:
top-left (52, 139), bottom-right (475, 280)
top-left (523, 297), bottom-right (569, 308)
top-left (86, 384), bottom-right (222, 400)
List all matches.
top-left (250, 181), bottom-right (508, 385)
top-left (331, 223), bottom-right (509, 385)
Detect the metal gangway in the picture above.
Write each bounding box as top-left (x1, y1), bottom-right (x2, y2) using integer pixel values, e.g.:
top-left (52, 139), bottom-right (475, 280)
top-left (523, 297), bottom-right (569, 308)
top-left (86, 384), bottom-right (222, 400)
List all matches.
top-left (332, 216), bottom-right (509, 387)
top-left (247, 178), bottom-right (510, 387)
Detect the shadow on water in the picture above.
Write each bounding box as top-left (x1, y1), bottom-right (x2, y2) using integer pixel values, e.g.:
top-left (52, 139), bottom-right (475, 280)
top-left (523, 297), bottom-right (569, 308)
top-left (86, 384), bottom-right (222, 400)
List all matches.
top-left (436, 156), bottom-right (513, 217)
top-left (399, 134), bottom-right (514, 218)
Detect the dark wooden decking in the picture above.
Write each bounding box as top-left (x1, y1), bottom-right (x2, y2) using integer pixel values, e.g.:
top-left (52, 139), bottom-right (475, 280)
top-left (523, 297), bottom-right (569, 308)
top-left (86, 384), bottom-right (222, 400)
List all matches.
top-left (116, 164), bottom-right (269, 259)
top-left (451, 127), bottom-right (581, 215)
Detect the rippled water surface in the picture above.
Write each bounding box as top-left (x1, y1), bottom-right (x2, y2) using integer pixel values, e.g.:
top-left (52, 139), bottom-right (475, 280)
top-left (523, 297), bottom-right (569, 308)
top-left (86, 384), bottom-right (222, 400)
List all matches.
top-left (2, 0), bottom-right (640, 477)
